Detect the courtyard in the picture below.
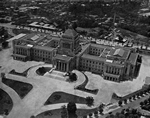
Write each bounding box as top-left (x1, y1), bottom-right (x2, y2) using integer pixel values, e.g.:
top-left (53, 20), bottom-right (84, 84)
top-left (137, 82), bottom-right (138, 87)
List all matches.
top-left (0, 43), bottom-right (150, 118)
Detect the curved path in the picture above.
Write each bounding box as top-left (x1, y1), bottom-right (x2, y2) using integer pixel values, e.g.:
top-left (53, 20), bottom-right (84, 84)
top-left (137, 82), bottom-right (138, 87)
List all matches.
top-left (1, 83), bottom-right (21, 105)
top-left (3, 64), bottom-right (97, 118)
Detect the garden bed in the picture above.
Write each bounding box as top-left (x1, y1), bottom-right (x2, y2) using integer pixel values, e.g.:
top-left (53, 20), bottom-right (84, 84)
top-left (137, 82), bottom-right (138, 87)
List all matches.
top-left (35, 108), bottom-right (98, 118)
top-left (44, 91), bottom-right (86, 105)
top-left (75, 72), bottom-right (99, 95)
top-left (2, 78), bottom-right (33, 99)
top-left (36, 67), bottom-right (52, 76)
top-left (0, 89), bottom-right (13, 115)
top-left (9, 69), bottom-right (28, 77)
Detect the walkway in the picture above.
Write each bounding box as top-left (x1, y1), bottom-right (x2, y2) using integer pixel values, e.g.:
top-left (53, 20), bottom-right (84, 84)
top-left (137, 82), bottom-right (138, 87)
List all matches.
top-left (2, 64), bottom-right (96, 118)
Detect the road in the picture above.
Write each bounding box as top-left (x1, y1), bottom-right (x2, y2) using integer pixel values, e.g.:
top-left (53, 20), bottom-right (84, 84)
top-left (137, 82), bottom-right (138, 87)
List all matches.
top-left (101, 93), bottom-right (150, 118)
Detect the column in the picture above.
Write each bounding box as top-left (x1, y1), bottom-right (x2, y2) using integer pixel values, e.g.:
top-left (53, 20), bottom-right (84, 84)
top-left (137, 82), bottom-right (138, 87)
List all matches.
top-left (67, 63), bottom-right (69, 72)
top-left (60, 62), bottom-right (62, 71)
top-left (58, 61), bottom-right (60, 70)
top-left (62, 62), bottom-right (64, 71)
top-left (119, 68), bottom-right (122, 75)
top-left (61, 63), bottom-right (64, 71)
top-left (127, 64), bottom-right (131, 76)
top-left (107, 66), bottom-right (109, 73)
top-left (63, 63), bottom-right (65, 72)
top-left (56, 61), bottom-right (58, 69)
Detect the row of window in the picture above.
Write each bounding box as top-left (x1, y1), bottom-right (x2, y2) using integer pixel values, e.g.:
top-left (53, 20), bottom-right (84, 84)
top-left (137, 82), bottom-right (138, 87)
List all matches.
top-left (33, 49), bottom-right (52, 58)
top-left (89, 47), bottom-right (104, 56)
top-left (15, 48), bottom-right (27, 55)
top-left (33, 56), bottom-right (51, 62)
top-left (80, 65), bottom-right (103, 72)
top-left (14, 56), bottom-right (26, 61)
top-left (81, 59), bottom-right (104, 66)
top-left (105, 66), bottom-right (121, 75)
top-left (104, 76), bottom-right (119, 82)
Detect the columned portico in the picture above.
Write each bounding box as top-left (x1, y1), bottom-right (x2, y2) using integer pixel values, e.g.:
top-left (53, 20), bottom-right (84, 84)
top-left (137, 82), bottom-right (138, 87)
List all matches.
top-left (53, 54), bottom-right (73, 72)
top-left (56, 61), bottom-right (68, 72)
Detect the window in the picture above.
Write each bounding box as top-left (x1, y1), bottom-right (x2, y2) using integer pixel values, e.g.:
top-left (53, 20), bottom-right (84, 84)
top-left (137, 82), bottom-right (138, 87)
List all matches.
top-left (63, 43), bottom-right (70, 48)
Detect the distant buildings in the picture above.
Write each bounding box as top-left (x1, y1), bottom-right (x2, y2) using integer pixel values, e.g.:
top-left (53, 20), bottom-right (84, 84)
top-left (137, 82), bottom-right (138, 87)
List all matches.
top-left (12, 27), bottom-right (141, 82)
top-left (49, 0), bottom-right (141, 2)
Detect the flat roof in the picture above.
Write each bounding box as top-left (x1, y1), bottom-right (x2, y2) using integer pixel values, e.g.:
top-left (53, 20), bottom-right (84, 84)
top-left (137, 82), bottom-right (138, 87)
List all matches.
top-left (90, 43), bottom-right (111, 49)
top-left (8, 33), bottom-right (26, 42)
top-left (54, 54), bottom-right (72, 62)
top-left (128, 53), bottom-right (139, 65)
top-left (81, 54), bottom-right (106, 62)
top-left (33, 45), bottom-right (54, 52)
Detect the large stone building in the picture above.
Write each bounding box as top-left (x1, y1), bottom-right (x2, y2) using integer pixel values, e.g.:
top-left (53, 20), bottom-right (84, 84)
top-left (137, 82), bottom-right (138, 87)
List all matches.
top-left (12, 28), bottom-right (141, 82)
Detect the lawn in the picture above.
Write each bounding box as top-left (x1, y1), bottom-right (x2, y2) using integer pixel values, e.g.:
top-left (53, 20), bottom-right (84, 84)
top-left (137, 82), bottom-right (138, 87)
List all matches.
top-left (35, 108), bottom-right (98, 118)
top-left (0, 89), bottom-right (13, 115)
top-left (9, 69), bottom-right (28, 77)
top-left (75, 72), bottom-right (99, 95)
top-left (2, 78), bottom-right (33, 99)
top-left (44, 91), bottom-right (86, 105)
top-left (36, 67), bottom-right (52, 76)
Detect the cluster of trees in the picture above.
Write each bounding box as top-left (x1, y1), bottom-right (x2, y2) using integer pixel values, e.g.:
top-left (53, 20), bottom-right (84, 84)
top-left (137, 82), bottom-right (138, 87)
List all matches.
top-left (85, 96), bottom-right (94, 106)
top-left (61, 97), bottom-right (96, 118)
top-left (140, 97), bottom-right (150, 111)
top-left (66, 72), bottom-right (77, 82)
top-left (117, 86), bottom-right (150, 107)
top-left (106, 108), bottom-right (142, 118)
top-left (37, 67), bottom-right (47, 75)
top-left (61, 102), bottom-right (77, 118)
top-left (0, 27), bottom-right (9, 49)
top-left (0, 27), bottom-right (8, 43)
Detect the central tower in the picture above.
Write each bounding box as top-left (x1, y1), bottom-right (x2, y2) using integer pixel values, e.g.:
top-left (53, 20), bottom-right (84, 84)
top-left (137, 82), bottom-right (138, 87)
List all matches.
top-left (58, 27), bottom-right (81, 57)
top-left (53, 28), bottom-right (81, 72)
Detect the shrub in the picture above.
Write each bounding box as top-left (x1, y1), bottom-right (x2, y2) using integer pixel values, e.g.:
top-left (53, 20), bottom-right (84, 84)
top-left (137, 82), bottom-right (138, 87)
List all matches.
top-left (69, 73), bottom-right (77, 82)
top-left (86, 96), bottom-right (94, 106)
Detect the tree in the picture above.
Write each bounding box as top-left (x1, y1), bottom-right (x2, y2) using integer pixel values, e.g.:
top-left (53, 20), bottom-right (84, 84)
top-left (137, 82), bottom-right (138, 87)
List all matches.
top-left (30, 116), bottom-right (35, 118)
top-left (61, 105), bottom-right (68, 118)
top-left (118, 100), bottom-right (122, 106)
top-left (2, 41), bottom-right (9, 49)
top-left (144, 100), bottom-right (148, 105)
top-left (99, 104), bottom-right (104, 114)
top-left (129, 97), bottom-right (132, 102)
top-left (38, 67), bottom-right (46, 75)
top-left (86, 96), bottom-right (94, 106)
top-left (124, 99), bottom-right (127, 104)
top-left (69, 73), bottom-right (77, 82)
top-left (67, 102), bottom-right (77, 114)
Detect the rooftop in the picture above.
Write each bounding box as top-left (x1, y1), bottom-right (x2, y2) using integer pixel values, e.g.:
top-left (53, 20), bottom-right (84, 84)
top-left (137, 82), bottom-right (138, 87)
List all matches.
top-left (62, 28), bottom-right (78, 39)
top-left (108, 47), bottom-right (131, 60)
top-left (81, 54), bottom-right (106, 62)
top-left (54, 54), bottom-right (72, 62)
top-left (128, 53), bottom-right (139, 65)
top-left (33, 45), bottom-right (54, 52)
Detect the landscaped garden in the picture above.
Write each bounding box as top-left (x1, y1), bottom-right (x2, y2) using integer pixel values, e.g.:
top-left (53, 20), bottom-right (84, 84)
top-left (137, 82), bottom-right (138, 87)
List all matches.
top-left (0, 89), bottom-right (13, 115)
top-left (36, 67), bottom-right (52, 76)
top-left (44, 91), bottom-right (86, 105)
top-left (35, 107), bottom-right (98, 118)
top-left (2, 78), bottom-right (33, 99)
top-left (75, 72), bottom-right (99, 95)
top-left (9, 69), bottom-right (28, 77)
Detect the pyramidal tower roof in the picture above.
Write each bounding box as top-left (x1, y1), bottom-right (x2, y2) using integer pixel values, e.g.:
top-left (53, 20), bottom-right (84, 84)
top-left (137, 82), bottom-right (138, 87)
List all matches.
top-left (62, 28), bottom-right (78, 39)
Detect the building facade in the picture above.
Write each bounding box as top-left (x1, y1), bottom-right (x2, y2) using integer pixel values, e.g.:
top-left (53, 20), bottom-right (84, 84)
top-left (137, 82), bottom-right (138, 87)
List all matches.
top-left (12, 28), bottom-right (141, 82)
